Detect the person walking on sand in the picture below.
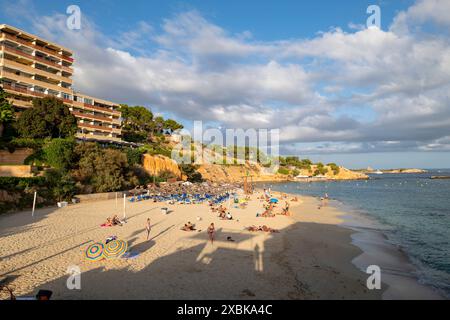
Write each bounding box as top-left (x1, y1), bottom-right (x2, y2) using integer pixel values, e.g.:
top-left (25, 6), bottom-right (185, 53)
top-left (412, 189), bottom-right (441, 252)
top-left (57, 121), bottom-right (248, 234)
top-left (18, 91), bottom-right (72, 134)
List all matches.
top-left (207, 223), bottom-right (215, 245)
top-left (145, 218), bottom-right (151, 240)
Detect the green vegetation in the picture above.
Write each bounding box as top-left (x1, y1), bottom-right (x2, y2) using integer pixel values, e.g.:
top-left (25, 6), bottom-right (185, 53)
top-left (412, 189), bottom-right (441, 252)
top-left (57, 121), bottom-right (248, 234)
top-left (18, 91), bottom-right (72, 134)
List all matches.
top-left (71, 142), bottom-right (140, 193)
top-left (16, 97), bottom-right (77, 139)
top-left (119, 104), bottom-right (183, 143)
top-left (0, 94), bottom-right (346, 214)
top-left (44, 168), bottom-right (76, 202)
top-left (43, 138), bottom-right (76, 171)
top-left (277, 167), bottom-right (290, 175)
top-left (141, 143), bottom-right (172, 158)
top-left (0, 176), bottom-right (56, 213)
top-left (157, 170), bottom-right (178, 181)
top-left (327, 163), bottom-right (340, 175)
top-left (125, 147), bottom-right (145, 166)
top-left (275, 157), bottom-right (343, 177)
top-left (281, 156), bottom-right (312, 171)
top-left (0, 87), bottom-right (14, 138)
top-left (180, 164), bottom-right (203, 183)
top-left (313, 162), bottom-right (328, 176)
top-left (0, 98), bottom-right (156, 213)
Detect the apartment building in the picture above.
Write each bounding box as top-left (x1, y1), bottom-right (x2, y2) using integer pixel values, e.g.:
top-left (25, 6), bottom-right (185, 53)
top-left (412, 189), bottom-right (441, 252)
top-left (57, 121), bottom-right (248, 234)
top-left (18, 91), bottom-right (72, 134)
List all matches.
top-left (0, 24), bottom-right (122, 143)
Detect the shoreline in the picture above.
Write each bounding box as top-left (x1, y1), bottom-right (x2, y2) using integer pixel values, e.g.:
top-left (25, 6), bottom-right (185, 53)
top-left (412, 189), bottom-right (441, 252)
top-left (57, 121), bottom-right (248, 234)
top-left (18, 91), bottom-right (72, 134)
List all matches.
top-left (259, 181), bottom-right (446, 300)
top-left (327, 199), bottom-right (443, 299)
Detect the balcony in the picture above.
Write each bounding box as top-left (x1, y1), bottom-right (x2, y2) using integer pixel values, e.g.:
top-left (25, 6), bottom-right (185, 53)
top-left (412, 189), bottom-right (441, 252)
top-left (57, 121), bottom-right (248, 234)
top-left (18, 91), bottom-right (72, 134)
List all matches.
top-left (1, 82), bottom-right (45, 98)
top-left (75, 132), bottom-right (123, 143)
top-left (1, 32), bottom-right (74, 63)
top-left (9, 98), bottom-right (32, 108)
top-left (82, 102), bottom-right (121, 116)
top-left (72, 110), bottom-right (116, 124)
top-left (0, 70), bottom-right (72, 94)
top-left (1, 58), bottom-right (72, 84)
top-left (1, 45), bottom-right (73, 74)
top-left (77, 122), bottom-right (113, 132)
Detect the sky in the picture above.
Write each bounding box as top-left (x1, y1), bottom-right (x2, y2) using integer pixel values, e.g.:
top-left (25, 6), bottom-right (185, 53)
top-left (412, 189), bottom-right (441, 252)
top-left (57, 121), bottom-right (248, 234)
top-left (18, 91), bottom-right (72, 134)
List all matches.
top-left (1, 0), bottom-right (450, 168)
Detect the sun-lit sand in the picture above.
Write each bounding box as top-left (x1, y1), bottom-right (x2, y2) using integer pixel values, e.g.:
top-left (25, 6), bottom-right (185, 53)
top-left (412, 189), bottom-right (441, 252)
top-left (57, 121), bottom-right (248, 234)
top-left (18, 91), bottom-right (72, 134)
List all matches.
top-left (1, 190), bottom-right (383, 299)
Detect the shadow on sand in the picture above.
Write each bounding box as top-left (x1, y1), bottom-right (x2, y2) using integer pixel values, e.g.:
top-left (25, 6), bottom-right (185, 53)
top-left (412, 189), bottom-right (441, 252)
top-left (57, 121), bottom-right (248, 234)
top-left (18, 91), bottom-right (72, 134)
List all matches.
top-left (23, 222), bottom-right (383, 300)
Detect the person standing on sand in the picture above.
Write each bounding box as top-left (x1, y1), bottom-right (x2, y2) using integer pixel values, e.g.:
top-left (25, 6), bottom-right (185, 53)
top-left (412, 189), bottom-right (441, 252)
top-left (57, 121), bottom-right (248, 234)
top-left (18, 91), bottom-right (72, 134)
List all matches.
top-left (145, 218), bottom-right (151, 240)
top-left (207, 223), bottom-right (215, 245)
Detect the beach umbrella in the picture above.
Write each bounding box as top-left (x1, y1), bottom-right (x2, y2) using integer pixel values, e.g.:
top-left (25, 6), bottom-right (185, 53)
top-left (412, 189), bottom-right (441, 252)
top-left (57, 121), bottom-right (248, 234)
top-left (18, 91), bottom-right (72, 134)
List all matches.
top-left (103, 240), bottom-right (128, 259)
top-left (270, 198), bottom-right (279, 203)
top-left (85, 242), bottom-right (104, 261)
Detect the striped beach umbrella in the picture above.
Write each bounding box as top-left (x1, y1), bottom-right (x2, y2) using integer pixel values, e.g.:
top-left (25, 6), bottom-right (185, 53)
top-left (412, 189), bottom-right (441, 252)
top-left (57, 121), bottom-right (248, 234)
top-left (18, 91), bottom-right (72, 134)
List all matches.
top-left (103, 240), bottom-right (128, 259)
top-left (85, 242), bottom-right (104, 261)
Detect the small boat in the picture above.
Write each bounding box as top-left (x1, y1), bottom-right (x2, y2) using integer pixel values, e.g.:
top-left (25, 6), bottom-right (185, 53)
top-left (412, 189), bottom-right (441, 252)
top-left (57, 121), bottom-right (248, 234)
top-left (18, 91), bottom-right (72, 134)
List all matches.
top-left (374, 170), bottom-right (383, 175)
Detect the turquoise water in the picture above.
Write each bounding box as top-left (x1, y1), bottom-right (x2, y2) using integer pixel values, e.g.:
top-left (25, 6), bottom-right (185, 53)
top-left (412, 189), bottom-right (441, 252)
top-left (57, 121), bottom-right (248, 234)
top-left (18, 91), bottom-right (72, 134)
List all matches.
top-left (264, 170), bottom-right (450, 298)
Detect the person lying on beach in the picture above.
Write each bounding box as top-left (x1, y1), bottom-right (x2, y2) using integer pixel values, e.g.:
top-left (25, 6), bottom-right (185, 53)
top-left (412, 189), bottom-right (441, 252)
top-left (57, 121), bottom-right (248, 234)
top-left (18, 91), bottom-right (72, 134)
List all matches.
top-left (220, 212), bottom-right (233, 220)
top-left (181, 222), bottom-right (196, 231)
top-left (112, 215), bottom-right (123, 226)
top-left (218, 205), bottom-right (227, 214)
top-left (291, 197), bottom-right (299, 202)
top-left (261, 210), bottom-right (275, 218)
top-left (246, 225), bottom-right (278, 233)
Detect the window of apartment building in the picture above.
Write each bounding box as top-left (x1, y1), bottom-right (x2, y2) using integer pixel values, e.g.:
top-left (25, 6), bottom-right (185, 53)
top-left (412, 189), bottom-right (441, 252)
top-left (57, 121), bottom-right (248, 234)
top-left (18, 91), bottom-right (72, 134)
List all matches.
top-left (15, 83), bottom-right (28, 90)
top-left (47, 90), bottom-right (59, 97)
top-left (62, 93), bottom-right (72, 101)
top-left (84, 98), bottom-right (93, 105)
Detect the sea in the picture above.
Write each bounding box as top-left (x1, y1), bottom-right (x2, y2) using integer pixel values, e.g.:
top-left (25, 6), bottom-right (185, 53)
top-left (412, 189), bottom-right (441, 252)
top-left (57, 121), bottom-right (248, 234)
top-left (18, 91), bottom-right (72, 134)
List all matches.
top-left (263, 169), bottom-right (450, 298)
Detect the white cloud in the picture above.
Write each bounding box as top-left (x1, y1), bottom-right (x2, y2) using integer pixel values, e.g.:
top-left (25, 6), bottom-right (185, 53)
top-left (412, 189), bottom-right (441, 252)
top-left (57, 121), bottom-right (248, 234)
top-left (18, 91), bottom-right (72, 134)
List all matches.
top-left (391, 0), bottom-right (450, 33)
top-left (5, 1), bottom-right (450, 155)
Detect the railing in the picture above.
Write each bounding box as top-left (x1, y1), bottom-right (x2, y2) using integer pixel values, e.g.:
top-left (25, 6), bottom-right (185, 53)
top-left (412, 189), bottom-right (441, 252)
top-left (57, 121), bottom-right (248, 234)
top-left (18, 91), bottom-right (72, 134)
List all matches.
top-left (77, 122), bottom-right (113, 132)
top-left (75, 132), bottom-right (122, 142)
top-left (1, 70), bottom-right (72, 94)
top-left (82, 102), bottom-right (121, 115)
top-left (72, 111), bottom-right (115, 123)
top-left (3, 57), bottom-right (72, 84)
top-left (1, 45), bottom-right (73, 73)
top-left (1, 83), bottom-right (45, 97)
top-left (2, 82), bottom-right (120, 121)
top-left (9, 98), bottom-right (32, 108)
top-left (1, 32), bottom-right (74, 62)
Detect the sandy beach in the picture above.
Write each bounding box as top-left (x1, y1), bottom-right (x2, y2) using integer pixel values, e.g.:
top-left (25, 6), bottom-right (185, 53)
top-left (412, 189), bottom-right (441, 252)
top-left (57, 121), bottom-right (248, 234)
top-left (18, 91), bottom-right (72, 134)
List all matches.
top-left (0, 189), bottom-right (440, 300)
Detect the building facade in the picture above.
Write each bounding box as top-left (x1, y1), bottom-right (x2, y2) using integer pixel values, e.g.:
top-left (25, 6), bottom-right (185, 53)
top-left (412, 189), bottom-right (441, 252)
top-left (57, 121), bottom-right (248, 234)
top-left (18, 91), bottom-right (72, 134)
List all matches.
top-left (0, 24), bottom-right (122, 143)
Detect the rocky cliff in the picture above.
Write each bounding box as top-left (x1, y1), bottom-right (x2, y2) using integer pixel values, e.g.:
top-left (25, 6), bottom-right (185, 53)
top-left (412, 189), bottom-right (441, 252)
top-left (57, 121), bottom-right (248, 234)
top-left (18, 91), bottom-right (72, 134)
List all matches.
top-left (196, 163), bottom-right (367, 182)
top-left (140, 148), bottom-right (367, 183)
top-left (142, 154), bottom-right (183, 179)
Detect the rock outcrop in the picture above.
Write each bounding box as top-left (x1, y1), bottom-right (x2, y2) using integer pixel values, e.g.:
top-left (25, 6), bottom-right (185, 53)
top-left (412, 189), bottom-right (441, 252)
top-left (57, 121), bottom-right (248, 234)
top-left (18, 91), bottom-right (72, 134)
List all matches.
top-left (142, 154), bottom-right (183, 179)
top-left (383, 168), bottom-right (427, 174)
top-left (196, 163), bottom-right (367, 182)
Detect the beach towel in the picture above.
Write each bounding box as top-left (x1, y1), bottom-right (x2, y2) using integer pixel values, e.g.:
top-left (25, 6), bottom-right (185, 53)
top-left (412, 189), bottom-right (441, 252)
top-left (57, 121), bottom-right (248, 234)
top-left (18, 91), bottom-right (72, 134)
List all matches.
top-left (100, 223), bottom-right (112, 227)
